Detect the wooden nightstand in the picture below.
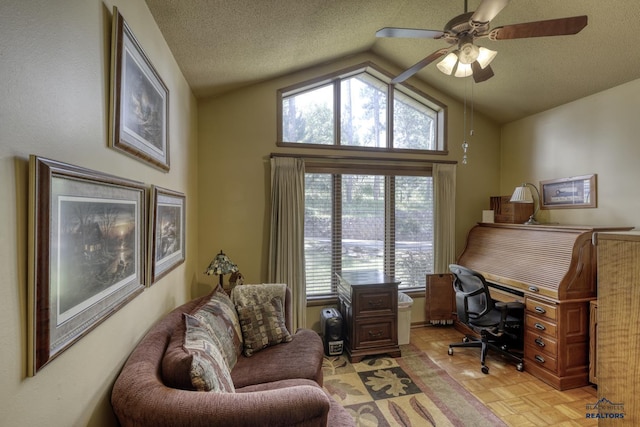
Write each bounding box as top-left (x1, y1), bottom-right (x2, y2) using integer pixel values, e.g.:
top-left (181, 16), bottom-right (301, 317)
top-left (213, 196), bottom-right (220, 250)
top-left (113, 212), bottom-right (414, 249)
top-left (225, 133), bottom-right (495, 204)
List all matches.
top-left (337, 271), bottom-right (401, 363)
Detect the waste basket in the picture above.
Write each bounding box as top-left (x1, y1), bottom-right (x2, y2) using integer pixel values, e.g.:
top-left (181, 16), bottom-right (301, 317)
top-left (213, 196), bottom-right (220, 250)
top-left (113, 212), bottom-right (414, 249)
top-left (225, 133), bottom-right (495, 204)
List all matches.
top-left (397, 292), bottom-right (413, 345)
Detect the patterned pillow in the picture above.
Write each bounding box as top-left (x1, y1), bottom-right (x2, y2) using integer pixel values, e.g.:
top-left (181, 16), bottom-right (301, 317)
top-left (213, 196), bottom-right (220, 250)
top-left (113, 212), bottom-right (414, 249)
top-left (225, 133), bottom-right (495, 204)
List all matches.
top-left (183, 313), bottom-right (235, 392)
top-left (236, 297), bottom-right (292, 357)
top-left (192, 289), bottom-right (243, 370)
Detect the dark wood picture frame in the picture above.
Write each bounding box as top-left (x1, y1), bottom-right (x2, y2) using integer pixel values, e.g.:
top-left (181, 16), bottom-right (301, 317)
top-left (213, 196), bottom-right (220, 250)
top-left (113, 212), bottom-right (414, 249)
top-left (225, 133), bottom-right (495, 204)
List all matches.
top-left (149, 186), bottom-right (185, 285)
top-left (540, 174), bottom-right (597, 209)
top-left (109, 6), bottom-right (170, 171)
top-left (28, 156), bottom-right (146, 375)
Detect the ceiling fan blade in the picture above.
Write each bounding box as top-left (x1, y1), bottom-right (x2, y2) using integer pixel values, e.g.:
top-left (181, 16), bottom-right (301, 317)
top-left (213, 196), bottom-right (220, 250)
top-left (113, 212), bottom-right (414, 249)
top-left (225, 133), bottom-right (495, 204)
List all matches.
top-left (391, 48), bottom-right (451, 84)
top-left (376, 27), bottom-right (444, 39)
top-left (471, 62), bottom-right (494, 83)
top-left (470, 0), bottom-right (510, 24)
top-left (489, 15), bottom-right (588, 40)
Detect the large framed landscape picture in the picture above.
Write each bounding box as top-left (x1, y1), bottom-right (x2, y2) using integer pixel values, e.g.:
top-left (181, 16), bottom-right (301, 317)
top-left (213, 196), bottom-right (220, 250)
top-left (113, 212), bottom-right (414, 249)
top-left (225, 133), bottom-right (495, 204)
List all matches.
top-left (28, 156), bottom-right (146, 375)
top-left (109, 6), bottom-right (169, 171)
top-left (149, 186), bottom-right (185, 285)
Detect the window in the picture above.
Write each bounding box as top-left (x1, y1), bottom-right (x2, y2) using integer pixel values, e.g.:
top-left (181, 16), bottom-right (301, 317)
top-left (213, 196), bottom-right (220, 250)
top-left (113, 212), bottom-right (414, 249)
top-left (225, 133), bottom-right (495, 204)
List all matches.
top-left (278, 63), bottom-right (447, 153)
top-left (304, 162), bottom-right (433, 297)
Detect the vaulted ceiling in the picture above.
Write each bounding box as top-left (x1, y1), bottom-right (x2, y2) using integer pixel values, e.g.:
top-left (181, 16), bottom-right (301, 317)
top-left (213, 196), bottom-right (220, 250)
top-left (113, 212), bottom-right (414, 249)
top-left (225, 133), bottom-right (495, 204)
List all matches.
top-left (145, 0), bottom-right (640, 124)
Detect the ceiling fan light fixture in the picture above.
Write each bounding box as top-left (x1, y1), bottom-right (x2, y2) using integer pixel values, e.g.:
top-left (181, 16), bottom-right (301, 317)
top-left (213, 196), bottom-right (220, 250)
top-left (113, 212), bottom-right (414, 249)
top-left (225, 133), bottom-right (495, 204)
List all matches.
top-left (477, 47), bottom-right (498, 69)
top-left (436, 52), bottom-right (458, 75)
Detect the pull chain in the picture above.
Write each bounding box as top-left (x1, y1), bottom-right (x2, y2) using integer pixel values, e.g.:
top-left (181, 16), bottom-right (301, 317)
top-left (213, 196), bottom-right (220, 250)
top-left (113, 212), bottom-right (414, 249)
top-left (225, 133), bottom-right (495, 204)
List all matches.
top-left (462, 78), bottom-right (474, 165)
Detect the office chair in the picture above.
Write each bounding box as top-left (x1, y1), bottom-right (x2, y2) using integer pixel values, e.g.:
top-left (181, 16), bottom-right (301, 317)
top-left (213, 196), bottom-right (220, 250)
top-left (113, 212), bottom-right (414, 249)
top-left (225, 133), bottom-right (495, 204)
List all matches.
top-left (448, 264), bottom-right (524, 374)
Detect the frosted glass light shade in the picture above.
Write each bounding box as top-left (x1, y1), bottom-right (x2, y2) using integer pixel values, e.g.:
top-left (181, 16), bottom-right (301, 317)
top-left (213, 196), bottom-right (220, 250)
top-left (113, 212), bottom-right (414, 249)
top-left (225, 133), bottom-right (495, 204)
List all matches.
top-left (477, 47), bottom-right (498, 69)
top-left (454, 62), bottom-right (473, 77)
top-left (436, 52), bottom-right (458, 75)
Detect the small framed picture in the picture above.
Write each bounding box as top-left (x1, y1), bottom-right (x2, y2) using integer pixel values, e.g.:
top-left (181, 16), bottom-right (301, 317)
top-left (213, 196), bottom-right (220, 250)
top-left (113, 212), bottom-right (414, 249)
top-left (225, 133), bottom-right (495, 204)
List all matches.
top-left (109, 6), bottom-right (169, 171)
top-left (149, 186), bottom-right (185, 285)
top-left (540, 174), bottom-right (597, 209)
top-left (28, 156), bottom-right (146, 375)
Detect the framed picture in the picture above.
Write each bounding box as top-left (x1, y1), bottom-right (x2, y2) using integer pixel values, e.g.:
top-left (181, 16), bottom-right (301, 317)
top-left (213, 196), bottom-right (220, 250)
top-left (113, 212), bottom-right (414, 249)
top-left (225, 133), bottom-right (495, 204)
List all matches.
top-left (109, 6), bottom-right (169, 171)
top-left (28, 156), bottom-right (146, 375)
top-left (149, 186), bottom-right (186, 285)
top-left (540, 174), bottom-right (597, 209)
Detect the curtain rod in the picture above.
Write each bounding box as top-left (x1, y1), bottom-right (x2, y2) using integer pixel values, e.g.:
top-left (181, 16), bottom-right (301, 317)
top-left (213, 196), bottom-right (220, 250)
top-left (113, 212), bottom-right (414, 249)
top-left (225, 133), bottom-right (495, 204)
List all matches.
top-left (268, 152), bottom-right (458, 165)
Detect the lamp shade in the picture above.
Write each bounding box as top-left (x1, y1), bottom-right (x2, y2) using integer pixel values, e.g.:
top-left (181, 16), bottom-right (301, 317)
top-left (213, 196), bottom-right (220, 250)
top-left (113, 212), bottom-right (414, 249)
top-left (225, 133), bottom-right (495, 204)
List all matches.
top-left (510, 185), bottom-right (534, 203)
top-left (205, 250), bottom-right (238, 276)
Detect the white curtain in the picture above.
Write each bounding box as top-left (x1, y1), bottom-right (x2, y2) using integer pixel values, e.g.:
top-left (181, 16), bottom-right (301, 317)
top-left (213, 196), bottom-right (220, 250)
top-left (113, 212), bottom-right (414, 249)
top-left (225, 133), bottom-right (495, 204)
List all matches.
top-left (268, 157), bottom-right (306, 331)
top-left (433, 163), bottom-right (457, 274)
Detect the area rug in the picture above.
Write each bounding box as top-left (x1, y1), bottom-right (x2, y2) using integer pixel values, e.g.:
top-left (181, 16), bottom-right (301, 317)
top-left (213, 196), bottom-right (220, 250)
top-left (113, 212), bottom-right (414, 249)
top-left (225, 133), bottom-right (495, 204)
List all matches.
top-left (322, 344), bottom-right (506, 427)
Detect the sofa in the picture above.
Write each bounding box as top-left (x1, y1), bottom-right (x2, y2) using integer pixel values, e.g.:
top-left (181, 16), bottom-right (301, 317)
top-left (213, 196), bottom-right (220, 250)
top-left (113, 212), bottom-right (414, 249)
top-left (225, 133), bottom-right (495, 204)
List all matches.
top-left (111, 284), bottom-right (354, 426)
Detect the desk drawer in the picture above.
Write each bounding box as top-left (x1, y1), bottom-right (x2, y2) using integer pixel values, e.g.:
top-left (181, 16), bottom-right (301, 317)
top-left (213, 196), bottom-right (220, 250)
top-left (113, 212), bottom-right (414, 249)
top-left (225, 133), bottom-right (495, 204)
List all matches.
top-left (525, 299), bottom-right (557, 321)
top-left (525, 314), bottom-right (557, 337)
top-left (525, 345), bottom-right (558, 373)
top-left (524, 329), bottom-right (558, 357)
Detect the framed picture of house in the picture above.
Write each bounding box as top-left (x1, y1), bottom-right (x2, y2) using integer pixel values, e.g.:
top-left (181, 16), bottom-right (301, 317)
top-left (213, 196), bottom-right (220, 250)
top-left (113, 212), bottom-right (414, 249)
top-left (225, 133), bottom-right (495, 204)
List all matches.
top-left (28, 156), bottom-right (147, 375)
top-left (149, 186), bottom-right (185, 285)
top-left (109, 6), bottom-right (169, 171)
top-left (540, 174), bottom-right (597, 209)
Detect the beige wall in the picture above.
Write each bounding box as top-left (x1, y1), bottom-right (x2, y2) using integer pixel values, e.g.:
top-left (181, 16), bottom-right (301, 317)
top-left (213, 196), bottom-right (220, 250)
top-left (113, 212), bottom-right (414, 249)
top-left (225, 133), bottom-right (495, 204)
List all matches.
top-left (197, 52), bottom-right (502, 330)
top-left (0, 1), bottom-right (199, 426)
top-left (500, 78), bottom-right (640, 229)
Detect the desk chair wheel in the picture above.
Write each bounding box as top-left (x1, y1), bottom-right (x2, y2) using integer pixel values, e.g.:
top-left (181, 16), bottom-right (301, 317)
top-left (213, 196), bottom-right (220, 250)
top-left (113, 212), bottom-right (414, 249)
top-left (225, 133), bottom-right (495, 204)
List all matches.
top-left (448, 347), bottom-right (454, 355)
top-left (516, 362), bottom-right (524, 372)
top-left (481, 365), bottom-right (489, 374)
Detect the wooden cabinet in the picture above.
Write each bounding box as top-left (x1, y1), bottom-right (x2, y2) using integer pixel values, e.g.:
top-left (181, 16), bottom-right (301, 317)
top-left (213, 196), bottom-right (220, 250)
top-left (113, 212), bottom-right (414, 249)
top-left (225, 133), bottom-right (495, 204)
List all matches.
top-left (595, 232), bottom-right (640, 425)
top-left (522, 296), bottom-right (590, 390)
top-left (337, 271), bottom-right (401, 363)
top-left (490, 195), bottom-right (533, 224)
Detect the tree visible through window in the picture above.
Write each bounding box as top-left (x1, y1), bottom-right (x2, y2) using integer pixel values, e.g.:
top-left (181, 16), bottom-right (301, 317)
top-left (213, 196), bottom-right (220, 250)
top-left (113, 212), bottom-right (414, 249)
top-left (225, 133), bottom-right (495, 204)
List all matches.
top-left (304, 171), bottom-right (433, 297)
top-left (279, 63), bottom-right (446, 153)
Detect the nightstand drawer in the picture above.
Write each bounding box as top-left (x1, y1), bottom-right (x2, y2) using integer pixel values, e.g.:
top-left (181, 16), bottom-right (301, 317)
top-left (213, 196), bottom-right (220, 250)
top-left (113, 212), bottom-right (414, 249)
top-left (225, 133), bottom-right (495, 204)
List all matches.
top-left (355, 318), bottom-right (396, 348)
top-left (355, 290), bottom-right (394, 316)
top-left (525, 314), bottom-right (557, 337)
top-left (524, 329), bottom-right (558, 357)
top-left (526, 299), bottom-right (557, 321)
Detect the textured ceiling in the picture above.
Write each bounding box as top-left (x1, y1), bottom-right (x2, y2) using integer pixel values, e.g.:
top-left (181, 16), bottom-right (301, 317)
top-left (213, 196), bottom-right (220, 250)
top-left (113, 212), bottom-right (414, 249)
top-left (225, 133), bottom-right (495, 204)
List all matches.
top-left (145, 0), bottom-right (640, 124)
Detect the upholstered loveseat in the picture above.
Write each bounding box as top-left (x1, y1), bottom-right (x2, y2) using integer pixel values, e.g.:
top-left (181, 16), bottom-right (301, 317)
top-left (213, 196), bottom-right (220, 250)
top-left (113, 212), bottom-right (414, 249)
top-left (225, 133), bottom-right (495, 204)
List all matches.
top-left (111, 284), bottom-right (354, 426)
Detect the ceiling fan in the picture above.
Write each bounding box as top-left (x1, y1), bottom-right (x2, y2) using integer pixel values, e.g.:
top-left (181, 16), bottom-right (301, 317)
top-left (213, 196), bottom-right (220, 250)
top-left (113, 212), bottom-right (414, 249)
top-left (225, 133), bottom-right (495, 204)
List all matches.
top-left (377, 0), bottom-right (587, 84)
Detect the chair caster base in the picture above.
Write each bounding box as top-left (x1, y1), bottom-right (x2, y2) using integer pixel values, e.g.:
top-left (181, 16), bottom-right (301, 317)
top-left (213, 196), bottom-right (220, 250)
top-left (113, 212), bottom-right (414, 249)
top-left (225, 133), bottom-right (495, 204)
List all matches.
top-left (516, 363), bottom-right (524, 372)
top-left (448, 347), bottom-right (453, 356)
top-left (481, 365), bottom-right (489, 374)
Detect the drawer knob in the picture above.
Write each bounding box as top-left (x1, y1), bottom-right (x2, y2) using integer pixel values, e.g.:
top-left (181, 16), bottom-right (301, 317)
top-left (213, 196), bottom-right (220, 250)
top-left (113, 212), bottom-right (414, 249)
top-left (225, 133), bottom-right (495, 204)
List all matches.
top-left (368, 300), bottom-right (383, 308)
top-left (534, 337), bottom-right (545, 347)
top-left (534, 323), bottom-right (546, 331)
top-left (368, 330), bottom-right (383, 338)
top-left (534, 306), bottom-right (546, 314)
top-left (534, 355), bottom-right (546, 363)
top-left (529, 286), bottom-right (539, 293)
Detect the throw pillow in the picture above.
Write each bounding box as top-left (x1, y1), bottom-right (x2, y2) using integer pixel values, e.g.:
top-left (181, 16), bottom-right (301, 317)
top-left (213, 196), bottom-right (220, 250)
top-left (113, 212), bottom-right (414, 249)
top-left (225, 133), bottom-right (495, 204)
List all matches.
top-left (191, 289), bottom-right (243, 370)
top-left (236, 297), bottom-right (292, 357)
top-left (183, 313), bottom-right (235, 392)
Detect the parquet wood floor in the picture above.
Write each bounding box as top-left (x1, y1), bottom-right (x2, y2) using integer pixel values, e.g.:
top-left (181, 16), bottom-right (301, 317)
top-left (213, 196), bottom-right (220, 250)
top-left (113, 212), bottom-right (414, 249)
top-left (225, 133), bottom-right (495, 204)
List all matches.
top-left (410, 325), bottom-right (598, 427)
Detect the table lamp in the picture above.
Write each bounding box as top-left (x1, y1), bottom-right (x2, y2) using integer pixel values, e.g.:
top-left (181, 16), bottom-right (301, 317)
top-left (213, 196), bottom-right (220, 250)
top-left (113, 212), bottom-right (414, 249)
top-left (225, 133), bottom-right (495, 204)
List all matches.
top-left (205, 250), bottom-right (238, 291)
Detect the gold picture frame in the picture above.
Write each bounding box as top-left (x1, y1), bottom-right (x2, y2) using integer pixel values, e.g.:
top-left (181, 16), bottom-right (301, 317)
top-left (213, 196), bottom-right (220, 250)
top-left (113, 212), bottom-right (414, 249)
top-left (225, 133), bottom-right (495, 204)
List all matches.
top-left (28, 156), bottom-right (146, 375)
top-left (540, 174), bottom-right (597, 209)
top-left (109, 6), bottom-right (169, 171)
top-left (149, 186), bottom-right (186, 285)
